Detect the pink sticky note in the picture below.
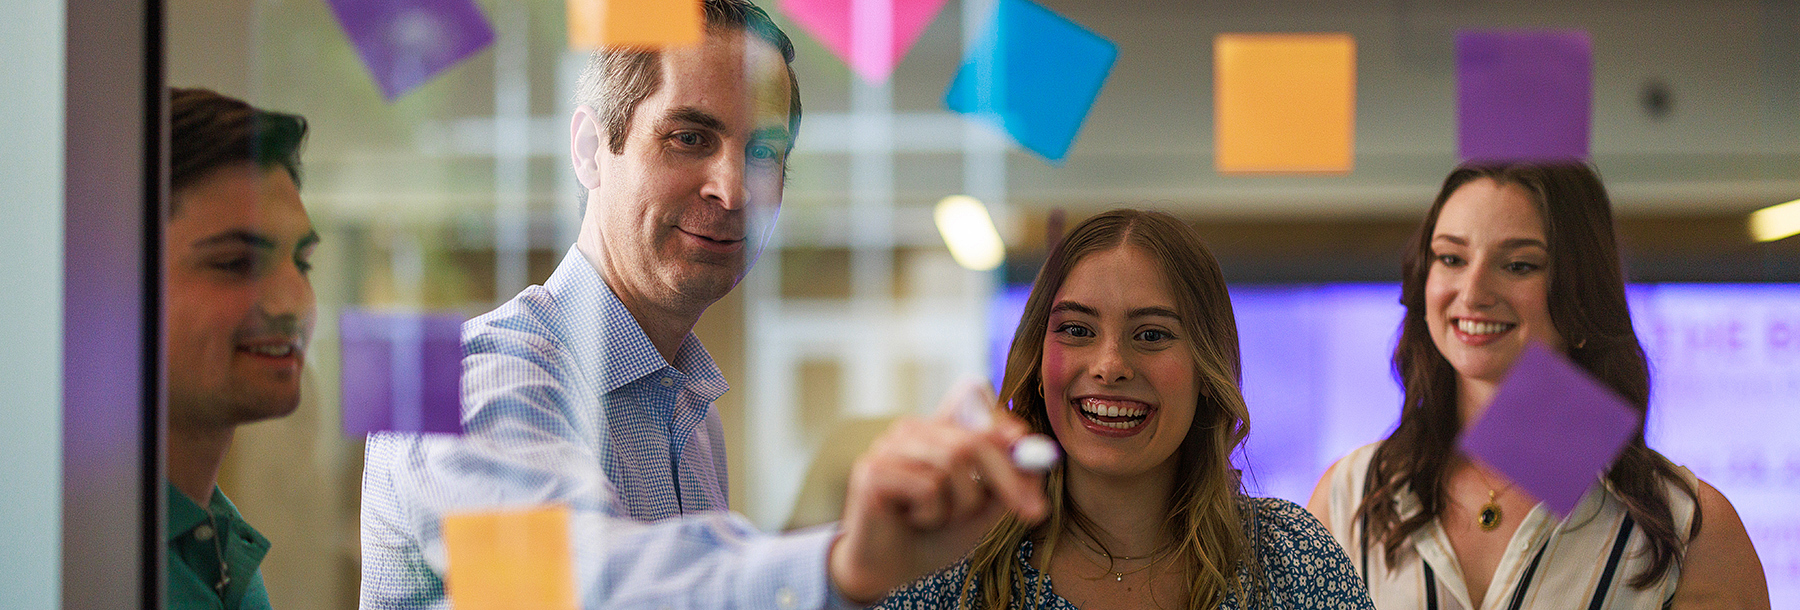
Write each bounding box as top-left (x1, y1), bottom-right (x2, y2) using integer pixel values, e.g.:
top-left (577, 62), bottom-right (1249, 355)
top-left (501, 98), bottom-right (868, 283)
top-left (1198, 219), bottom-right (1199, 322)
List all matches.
top-left (1459, 343), bottom-right (1641, 516)
top-left (779, 0), bottom-right (951, 84)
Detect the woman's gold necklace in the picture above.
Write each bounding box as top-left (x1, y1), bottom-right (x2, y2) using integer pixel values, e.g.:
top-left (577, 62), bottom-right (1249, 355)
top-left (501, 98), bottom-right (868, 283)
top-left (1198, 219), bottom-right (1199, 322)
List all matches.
top-left (1472, 469), bottom-right (1517, 532)
top-left (1067, 528), bottom-right (1176, 582)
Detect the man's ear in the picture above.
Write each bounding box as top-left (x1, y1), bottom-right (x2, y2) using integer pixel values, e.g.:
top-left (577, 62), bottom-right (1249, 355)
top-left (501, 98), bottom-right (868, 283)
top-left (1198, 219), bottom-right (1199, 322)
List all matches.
top-left (571, 105), bottom-right (604, 190)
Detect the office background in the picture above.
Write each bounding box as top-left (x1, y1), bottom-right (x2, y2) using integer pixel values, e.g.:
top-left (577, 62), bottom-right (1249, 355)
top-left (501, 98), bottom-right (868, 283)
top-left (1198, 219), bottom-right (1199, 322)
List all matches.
top-left (7, 0), bottom-right (1790, 608)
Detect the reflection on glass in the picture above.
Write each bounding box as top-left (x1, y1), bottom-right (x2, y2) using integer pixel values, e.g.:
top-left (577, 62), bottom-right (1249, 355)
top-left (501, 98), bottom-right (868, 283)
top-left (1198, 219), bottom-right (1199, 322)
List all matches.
top-left (159, 0), bottom-right (1798, 607)
top-left (165, 88), bottom-right (317, 610)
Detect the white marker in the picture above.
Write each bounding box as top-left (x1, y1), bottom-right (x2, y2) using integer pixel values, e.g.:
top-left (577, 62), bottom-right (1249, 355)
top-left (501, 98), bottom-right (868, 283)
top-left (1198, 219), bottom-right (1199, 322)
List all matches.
top-left (1009, 435), bottom-right (1060, 472)
top-left (946, 378), bottom-right (1061, 473)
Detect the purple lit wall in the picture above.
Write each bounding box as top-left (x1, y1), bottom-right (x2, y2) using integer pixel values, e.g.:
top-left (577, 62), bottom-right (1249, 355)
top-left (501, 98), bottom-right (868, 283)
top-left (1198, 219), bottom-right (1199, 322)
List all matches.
top-left (1230, 284), bottom-right (1404, 504)
top-left (990, 283), bottom-right (1799, 604)
top-left (1631, 285), bottom-right (1799, 604)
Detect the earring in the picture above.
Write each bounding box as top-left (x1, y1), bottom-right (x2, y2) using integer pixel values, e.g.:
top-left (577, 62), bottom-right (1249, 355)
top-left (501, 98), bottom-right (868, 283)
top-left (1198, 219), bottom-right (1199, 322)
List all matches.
top-left (1574, 337), bottom-right (1588, 349)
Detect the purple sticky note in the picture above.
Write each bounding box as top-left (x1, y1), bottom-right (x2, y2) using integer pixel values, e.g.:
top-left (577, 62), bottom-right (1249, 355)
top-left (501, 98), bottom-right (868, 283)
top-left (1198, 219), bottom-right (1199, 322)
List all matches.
top-left (340, 309), bottom-right (465, 436)
top-left (1456, 30), bottom-right (1592, 162)
top-left (780, 0), bottom-right (951, 84)
top-left (1459, 343), bottom-right (1640, 516)
top-left (325, 0), bottom-right (495, 101)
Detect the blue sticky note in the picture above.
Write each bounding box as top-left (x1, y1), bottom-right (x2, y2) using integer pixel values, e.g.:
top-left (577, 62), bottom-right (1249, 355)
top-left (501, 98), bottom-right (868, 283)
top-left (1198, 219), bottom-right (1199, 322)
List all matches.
top-left (1457, 30), bottom-right (1592, 162)
top-left (944, 0), bottom-right (1117, 162)
top-left (340, 309), bottom-right (465, 436)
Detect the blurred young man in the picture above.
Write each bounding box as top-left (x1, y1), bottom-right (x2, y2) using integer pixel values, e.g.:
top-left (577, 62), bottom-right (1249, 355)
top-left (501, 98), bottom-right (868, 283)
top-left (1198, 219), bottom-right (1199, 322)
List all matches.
top-left (359, 1), bottom-right (1045, 608)
top-left (165, 87), bottom-right (318, 610)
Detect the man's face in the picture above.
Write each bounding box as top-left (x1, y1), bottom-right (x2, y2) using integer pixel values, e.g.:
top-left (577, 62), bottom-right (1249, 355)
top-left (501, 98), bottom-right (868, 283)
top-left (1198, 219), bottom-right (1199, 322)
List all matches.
top-left (165, 164), bottom-right (318, 430)
top-left (588, 30), bottom-right (793, 315)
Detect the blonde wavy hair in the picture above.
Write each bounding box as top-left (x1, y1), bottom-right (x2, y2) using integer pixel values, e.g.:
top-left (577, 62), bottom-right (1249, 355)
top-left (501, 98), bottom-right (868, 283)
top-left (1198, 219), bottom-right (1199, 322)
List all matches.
top-left (959, 210), bottom-right (1269, 609)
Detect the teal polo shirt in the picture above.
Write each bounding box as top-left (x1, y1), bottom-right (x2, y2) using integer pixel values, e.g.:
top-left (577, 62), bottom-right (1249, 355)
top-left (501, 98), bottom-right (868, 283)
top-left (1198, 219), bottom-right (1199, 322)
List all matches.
top-left (166, 482), bottom-right (273, 610)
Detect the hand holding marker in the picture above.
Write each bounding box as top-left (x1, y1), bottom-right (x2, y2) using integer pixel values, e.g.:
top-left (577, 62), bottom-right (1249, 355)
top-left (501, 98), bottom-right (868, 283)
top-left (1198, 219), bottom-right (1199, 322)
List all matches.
top-left (947, 378), bottom-right (1061, 472)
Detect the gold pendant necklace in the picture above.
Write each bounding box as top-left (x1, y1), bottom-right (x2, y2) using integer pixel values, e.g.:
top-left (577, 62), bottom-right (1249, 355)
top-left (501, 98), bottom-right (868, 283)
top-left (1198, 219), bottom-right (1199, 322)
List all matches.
top-left (1471, 467), bottom-right (1516, 533)
top-left (1478, 488), bottom-right (1503, 532)
top-left (1067, 527), bottom-right (1176, 582)
top-left (1078, 547), bottom-right (1173, 582)
top-left (1099, 557), bottom-right (1164, 582)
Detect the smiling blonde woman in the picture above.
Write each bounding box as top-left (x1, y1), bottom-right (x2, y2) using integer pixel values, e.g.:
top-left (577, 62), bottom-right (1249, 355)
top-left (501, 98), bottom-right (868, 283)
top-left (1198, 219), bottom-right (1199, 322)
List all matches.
top-left (876, 210), bottom-right (1373, 610)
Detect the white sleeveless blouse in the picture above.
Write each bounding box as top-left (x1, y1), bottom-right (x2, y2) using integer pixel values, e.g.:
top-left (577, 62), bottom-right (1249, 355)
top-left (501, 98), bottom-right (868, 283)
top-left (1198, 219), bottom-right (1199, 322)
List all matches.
top-left (1319, 443), bottom-right (1697, 610)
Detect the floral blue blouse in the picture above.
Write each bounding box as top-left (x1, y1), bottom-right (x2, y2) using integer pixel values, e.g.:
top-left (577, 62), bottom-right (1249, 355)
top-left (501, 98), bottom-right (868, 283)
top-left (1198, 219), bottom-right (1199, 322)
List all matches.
top-left (873, 498), bottom-right (1373, 610)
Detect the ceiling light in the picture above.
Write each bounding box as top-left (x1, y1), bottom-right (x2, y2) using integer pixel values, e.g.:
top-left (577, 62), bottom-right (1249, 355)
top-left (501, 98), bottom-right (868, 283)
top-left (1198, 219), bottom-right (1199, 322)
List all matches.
top-left (934, 195), bottom-right (1006, 271)
top-left (1749, 198), bottom-right (1800, 242)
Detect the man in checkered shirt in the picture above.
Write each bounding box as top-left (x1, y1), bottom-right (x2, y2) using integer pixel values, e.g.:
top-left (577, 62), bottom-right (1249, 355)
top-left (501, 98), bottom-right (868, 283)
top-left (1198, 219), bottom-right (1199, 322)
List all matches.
top-left (359, 1), bottom-right (1046, 608)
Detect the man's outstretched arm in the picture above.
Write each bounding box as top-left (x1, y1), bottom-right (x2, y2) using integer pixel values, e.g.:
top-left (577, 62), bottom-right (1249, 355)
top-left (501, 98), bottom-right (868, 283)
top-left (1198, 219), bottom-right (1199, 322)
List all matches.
top-left (362, 406), bottom-right (1045, 609)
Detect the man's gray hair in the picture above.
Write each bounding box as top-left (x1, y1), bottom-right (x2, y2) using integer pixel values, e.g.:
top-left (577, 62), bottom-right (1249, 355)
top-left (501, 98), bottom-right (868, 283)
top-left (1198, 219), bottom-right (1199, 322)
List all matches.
top-left (572, 0), bottom-right (802, 156)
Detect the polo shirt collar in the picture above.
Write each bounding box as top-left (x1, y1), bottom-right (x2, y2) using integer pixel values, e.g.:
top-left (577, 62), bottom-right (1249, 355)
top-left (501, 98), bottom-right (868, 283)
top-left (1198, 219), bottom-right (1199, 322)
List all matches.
top-left (167, 482), bottom-right (212, 543)
top-left (166, 482), bottom-right (268, 549)
top-left (166, 482), bottom-right (271, 609)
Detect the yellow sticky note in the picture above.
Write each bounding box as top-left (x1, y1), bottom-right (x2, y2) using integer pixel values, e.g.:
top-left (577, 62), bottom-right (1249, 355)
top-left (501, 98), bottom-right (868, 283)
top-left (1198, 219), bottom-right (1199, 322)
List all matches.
top-left (1214, 33), bottom-right (1356, 174)
top-left (568, 0), bottom-right (702, 50)
top-left (442, 505), bottom-right (578, 610)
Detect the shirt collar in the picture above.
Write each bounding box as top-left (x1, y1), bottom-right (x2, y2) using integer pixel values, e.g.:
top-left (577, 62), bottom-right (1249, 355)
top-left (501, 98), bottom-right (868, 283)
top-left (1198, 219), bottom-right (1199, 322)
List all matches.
top-left (166, 481), bottom-right (212, 542)
top-left (164, 481), bottom-right (268, 549)
top-left (672, 333), bottom-right (729, 403)
top-left (165, 481), bottom-right (272, 608)
top-left (543, 247), bottom-right (729, 400)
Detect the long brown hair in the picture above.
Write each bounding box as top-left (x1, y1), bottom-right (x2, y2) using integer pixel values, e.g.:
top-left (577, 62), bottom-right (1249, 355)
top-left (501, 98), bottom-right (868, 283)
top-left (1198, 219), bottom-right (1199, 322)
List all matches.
top-left (1359, 162), bottom-right (1700, 588)
top-left (961, 209), bottom-right (1269, 609)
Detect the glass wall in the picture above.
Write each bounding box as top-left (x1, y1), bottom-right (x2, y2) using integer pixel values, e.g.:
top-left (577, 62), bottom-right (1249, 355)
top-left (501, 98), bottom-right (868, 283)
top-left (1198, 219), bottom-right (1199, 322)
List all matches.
top-left (163, 0), bottom-right (1800, 608)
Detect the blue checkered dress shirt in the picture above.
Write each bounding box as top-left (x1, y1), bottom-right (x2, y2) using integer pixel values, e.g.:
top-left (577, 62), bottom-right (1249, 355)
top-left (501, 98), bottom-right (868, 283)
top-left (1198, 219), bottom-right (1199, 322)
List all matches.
top-left (361, 247), bottom-right (847, 610)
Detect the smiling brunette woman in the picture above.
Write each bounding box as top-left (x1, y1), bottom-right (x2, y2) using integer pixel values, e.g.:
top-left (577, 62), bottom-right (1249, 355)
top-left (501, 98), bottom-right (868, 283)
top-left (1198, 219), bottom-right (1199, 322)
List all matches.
top-left (876, 210), bottom-right (1373, 610)
top-left (1306, 163), bottom-right (1769, 610)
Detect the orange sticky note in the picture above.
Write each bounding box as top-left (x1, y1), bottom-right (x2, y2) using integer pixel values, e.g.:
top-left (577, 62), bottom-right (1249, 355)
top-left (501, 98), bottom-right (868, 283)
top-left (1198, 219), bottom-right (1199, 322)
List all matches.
top-left (568, 0), bottom-right (702, 49)
top-left (1214, 33), bottom-right (1356, 174)
top-left (442, 505), bottom-right (578, 610)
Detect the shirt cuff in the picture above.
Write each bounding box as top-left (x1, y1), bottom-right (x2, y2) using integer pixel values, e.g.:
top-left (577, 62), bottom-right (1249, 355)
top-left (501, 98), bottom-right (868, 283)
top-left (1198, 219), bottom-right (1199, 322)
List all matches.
top-left (740, 523), bottom-right (865, 610)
